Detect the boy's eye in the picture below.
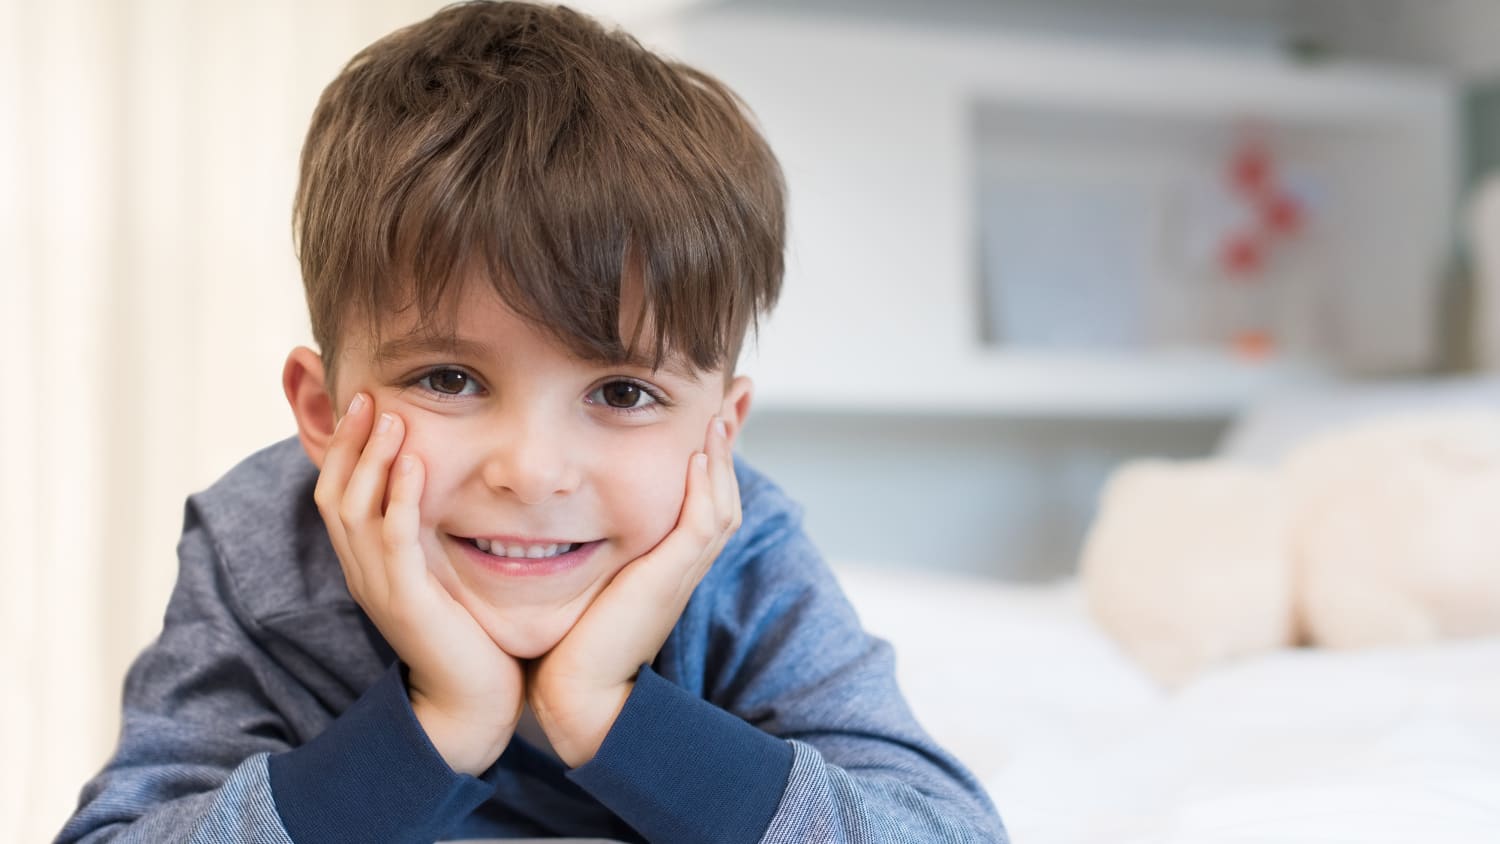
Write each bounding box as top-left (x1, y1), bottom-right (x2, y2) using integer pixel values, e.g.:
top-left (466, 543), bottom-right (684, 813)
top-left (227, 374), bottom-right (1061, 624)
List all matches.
top-left (421, 368), bottom-right (477, 396)
top-left (589, 380), bottom-right (659, 410)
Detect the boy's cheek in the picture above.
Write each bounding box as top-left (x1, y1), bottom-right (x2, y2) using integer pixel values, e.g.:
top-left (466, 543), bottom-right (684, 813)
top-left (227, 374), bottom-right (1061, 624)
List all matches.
top-left (613, 452), bottom-right (697, 553)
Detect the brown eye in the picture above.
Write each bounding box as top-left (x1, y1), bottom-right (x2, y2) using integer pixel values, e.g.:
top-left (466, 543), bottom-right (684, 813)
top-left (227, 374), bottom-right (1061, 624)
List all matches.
top-left (587, 379), bottom-right (661, 413)
top-left (424, 369), bottom-right (471, 395)
top-left (601, 381), bottom-right (642, 408)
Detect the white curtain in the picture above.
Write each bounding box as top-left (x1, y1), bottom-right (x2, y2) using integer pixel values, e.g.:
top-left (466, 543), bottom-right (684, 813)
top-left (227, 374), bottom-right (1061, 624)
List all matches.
top-left (0, 1), bottom-right (688, 839)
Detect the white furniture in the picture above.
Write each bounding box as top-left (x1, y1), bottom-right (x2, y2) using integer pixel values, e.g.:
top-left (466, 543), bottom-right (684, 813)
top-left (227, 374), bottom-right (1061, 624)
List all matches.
top-left (663, 6), bottom-right (1456, 418)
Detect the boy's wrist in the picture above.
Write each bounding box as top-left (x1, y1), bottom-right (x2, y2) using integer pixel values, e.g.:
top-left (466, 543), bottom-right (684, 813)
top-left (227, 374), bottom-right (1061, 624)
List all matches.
top-left (533, 680), bottom-right (633, 768)
top-left (269, 662), bottom-right (509, 844)
top-left (409, 693), bottom-right (514, 776)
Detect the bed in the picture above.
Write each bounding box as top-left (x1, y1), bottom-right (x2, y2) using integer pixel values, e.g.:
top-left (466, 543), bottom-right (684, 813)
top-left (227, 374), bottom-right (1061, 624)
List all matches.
top-left (834, 377), bottom-right (1500, 843)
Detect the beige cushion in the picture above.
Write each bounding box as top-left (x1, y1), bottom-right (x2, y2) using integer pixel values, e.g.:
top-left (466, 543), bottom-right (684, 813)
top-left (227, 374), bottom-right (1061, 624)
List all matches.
top-left (1283, 411), bottom-right (1500, 648)
top-left (1080, 459), bottom-right (1294, 686)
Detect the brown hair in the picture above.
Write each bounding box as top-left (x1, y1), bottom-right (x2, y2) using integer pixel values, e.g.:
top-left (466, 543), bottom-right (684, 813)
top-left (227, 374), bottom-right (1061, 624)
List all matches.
top-left (293, 1), bottom-right (785, 386)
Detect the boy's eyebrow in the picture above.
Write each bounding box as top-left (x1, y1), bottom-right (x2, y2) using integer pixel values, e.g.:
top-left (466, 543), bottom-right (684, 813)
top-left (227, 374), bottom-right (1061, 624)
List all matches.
top-left (373, 334), bottom-right (702, 381)
top-left (617, 350), bottom-right (698, 381)
top-left (372, 335), bottom-right (494, 366)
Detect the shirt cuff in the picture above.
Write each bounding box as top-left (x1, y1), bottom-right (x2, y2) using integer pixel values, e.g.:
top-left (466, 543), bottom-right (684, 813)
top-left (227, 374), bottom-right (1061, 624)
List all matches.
top-left (567, 664), bottom-right (794, 844)
top-left (267, 661), bottom-right (502, 843)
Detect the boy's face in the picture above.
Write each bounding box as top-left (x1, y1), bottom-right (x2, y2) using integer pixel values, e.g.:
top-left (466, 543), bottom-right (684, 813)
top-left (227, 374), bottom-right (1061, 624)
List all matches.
top-left (290, 278), bottom-right (751, 660)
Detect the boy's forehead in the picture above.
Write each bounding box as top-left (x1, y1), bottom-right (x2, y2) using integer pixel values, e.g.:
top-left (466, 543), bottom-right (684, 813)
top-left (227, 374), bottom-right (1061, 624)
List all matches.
top-left (351, 297), bottom-right (706, 382)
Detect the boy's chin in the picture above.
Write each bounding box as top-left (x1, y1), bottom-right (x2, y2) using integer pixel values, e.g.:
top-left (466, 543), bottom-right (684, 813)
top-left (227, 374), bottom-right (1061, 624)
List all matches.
top-left (472, 604), bottom-right (584, 660)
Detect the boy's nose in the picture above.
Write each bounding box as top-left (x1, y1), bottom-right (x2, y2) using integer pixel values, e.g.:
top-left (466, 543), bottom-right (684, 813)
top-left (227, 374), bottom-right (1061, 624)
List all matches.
top-left (478, 412), bottom-right (580, 505)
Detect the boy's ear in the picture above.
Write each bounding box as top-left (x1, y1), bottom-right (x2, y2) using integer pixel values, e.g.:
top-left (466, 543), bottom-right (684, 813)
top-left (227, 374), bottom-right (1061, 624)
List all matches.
top-left (283, 346), bottom-right (336, 470)
top-left (719, 375), bottom-right (754, 447)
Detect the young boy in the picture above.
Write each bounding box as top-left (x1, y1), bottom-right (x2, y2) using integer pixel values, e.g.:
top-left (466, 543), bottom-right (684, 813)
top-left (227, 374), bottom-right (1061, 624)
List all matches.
top-left (58, 2), bottom-right (1006, 842)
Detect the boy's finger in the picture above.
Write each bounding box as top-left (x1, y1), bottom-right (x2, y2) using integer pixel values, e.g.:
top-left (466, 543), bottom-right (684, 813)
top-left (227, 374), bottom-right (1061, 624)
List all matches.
top-left (723, 422), bottom-right (742, 522)
top-left (593, 449), bottom-right (719, 632)
top-left (381, 453), bottom-right (431, 605)
top-left (707, 417), bottom-right (739, 537)
top-left (683, 450), bottom-right (718, 547)
top-left (313, 392), bottom-right (372, 523)
top-left (323, 512), bottom-right (365, 600)
top-left (341, 411), bottom-right (404, 527)
top-left (340, 411), bottom-right (406, 603)
top-left (661, 452), bottom-right (721, 589)
top-left (573, 456), bottom-right (723, 680)
top-left (314, 393), bottom-right (373, 598)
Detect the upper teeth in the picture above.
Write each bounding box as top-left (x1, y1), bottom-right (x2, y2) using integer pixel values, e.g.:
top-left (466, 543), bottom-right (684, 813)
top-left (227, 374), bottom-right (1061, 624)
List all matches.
top-left (473, 538), bottom-right (575, 559)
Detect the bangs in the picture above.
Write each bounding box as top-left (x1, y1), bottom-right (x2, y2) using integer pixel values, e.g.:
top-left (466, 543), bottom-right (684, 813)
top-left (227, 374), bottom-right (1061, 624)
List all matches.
top-left (295, 2), bottom-right (784, 378)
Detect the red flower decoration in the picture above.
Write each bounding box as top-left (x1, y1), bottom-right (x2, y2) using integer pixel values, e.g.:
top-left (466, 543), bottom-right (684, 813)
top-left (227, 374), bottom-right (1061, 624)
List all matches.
top-left (1230, 143), bottom-right (1272, 198)
top-left (1220, 232), bottom-right (1264, 277)
top-left (1262, 193), bottom-right (1303, 236)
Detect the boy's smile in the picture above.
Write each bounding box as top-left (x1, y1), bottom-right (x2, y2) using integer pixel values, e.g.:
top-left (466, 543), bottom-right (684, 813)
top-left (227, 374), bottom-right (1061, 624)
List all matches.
top-left (452, 534), bottom-right (601, 574)
top-left (288, 277), bottom-right (752, 659)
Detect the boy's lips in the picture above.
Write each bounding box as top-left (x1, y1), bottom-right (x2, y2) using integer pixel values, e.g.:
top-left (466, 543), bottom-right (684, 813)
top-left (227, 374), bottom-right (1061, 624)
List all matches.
top-left (448, 533), bottom-right (603, 577)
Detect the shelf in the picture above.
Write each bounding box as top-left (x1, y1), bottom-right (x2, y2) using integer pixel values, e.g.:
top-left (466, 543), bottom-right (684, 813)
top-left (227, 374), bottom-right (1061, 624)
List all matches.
top-left (749, 348), bottom-right (1335, 420)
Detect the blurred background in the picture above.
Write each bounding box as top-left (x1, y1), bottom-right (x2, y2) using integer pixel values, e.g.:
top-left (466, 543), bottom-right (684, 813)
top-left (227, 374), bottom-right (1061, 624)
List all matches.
top-left (5, 0), bottom-right (1500, 839)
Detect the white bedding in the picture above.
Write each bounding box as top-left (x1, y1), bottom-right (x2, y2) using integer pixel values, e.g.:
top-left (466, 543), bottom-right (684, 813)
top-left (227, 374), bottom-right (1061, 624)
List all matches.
top-left (833, 562), bottom-right (1500, 844)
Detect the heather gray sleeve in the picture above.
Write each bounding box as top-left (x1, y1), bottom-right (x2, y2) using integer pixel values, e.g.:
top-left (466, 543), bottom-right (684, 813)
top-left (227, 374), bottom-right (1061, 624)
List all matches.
top-left (55, 505), bottom-right (304, 842)
top-left (762, 741), bottom-right (1002, 843)
top-left (705, 523), bottom-right (1008, 844)
top-left (56, 753), bottom-right (294, 844)
top-left (55, 503), bottom-right (499, 844)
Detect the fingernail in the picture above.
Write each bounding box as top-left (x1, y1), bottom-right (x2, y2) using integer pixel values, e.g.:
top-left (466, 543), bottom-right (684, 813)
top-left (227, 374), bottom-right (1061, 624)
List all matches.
top-left (347, 393), bottom-right (365, 416)
top-left (714, 417), bottom-right (728, 438)
top-left (694, 453), bottom-right (708, 470)
top-left (376, 412), bottom-right (393, 434)
top-left (399, 454), bottom-right (416, 475)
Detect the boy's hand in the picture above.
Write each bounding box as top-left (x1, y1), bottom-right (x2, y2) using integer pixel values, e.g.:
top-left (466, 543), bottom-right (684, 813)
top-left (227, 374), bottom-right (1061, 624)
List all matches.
top-left (315, 393), bottom-right (524, 776)
top-left (528, 416), bottom-right (741, 767)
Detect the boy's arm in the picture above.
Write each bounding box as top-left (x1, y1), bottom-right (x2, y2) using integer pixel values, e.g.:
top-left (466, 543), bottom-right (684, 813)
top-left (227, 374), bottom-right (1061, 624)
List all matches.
top-left (55, 499), bottom-right (503, 844)
top-left (565, 517), bottom-right (1009, 844)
